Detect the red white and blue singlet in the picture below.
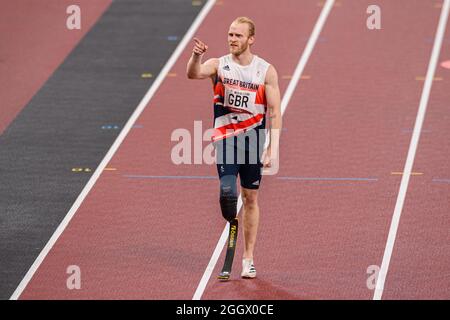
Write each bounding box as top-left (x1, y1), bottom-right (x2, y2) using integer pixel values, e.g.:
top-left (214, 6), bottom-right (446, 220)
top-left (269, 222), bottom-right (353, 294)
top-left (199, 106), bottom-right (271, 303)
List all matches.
top-left (212, 54), bottom-right (270, 142)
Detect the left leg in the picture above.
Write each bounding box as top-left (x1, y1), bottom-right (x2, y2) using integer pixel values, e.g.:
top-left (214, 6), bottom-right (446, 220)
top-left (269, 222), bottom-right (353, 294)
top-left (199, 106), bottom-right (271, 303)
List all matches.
top-left (241, 187), bottom-right (260, 260)
top-left (238, 148), bottom-right (263, 278)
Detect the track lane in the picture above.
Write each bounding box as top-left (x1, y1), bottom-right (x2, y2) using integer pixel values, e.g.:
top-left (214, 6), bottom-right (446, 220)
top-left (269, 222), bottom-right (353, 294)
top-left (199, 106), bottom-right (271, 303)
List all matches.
top-left (202, 0), bottom-right (443, 300)
top-left (10, 0), bottom-right (210, 300)
top-left (18, 0), bottom-right (317, 299)
top-left (382, 7), bottom-right (450, 299)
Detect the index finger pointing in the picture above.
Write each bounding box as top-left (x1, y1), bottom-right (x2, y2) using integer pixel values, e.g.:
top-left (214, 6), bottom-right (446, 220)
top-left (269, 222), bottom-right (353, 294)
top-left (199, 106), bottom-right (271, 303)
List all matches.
top-left (194, 37), bottom-right (207, 48)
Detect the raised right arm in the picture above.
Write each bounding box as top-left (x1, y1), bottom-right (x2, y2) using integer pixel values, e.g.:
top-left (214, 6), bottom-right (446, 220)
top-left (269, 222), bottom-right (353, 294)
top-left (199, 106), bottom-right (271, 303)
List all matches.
top-left (186, 38), bottom-right (218, 79)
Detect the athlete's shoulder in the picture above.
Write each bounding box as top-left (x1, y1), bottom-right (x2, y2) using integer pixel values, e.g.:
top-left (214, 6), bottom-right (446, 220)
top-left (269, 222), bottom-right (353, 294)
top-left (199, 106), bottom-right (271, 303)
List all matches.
top-left (202, 57), bottom-right (220, 77)
top-left (253, 55), bottom-right (269, 68)
top-left (204, 57), bottom-right (220, 66)
top-left (264, 64), bottom-right (278, 85)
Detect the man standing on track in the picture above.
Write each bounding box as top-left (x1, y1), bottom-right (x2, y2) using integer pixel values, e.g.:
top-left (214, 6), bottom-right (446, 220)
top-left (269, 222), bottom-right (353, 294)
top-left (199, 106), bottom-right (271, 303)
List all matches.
top-left (186, 17), bottom-right (282, 280)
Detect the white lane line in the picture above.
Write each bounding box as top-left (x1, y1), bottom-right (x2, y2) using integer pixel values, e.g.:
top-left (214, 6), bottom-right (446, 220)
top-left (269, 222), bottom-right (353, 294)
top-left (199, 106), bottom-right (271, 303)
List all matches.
top-left (192, 0), bottom-right (336, 300)
top-left (10, 0), bottom-right (217, 300)
top-left (373, 0), bottom-right (450, 300)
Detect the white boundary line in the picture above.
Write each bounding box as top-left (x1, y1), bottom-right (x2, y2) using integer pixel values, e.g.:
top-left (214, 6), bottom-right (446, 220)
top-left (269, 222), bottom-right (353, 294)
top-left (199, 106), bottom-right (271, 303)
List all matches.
top-left (192, 0), bottom-right (336, 300)
top-left (373, 0), bottom-right (450, 300)
top-left (10, 0), bottom-right (217, 300)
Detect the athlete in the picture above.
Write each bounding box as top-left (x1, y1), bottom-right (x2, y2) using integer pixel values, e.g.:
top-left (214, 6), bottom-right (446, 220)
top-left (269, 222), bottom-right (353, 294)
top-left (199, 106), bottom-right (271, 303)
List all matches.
top-left (186, 17), bottom-right (282, 279)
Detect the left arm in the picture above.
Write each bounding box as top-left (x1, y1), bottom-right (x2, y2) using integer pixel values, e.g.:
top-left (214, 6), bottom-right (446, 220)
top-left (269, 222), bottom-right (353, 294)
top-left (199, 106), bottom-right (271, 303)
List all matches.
top-left (263, 64), bottom-right (282, 170)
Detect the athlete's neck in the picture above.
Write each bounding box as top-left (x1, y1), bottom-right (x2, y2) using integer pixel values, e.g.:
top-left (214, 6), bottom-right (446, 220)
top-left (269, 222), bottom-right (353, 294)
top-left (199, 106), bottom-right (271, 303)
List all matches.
top-left (231, 51), bottom-right (254, 66)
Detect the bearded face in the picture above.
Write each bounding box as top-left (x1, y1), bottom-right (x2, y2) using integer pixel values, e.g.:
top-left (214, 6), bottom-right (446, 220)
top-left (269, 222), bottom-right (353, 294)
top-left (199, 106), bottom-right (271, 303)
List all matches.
top-left (228, 22), bottom-right (254, 56)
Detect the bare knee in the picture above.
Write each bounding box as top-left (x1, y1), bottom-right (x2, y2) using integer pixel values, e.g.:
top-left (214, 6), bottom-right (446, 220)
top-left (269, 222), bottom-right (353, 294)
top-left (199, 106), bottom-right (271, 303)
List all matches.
top-left (242, 191), bottom-right (258, 210)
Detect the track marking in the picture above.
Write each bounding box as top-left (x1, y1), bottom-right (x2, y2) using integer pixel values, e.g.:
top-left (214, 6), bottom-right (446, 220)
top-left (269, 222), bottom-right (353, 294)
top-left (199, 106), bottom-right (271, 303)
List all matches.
top-left (123, 175), bottom-right (216, 180)
top-left (101, 124), bottom-right (120, 130)
top-left (124, 175), bottom-right (378, 182)
top-left (415, 76), bottom-right (443, 81)
top-left (192, 0), bottom-right (336, 300)
top-left (432, 178), bottom-right (450, 183)
top-left (71, 167), bottom-right (92, 173)
top-left (277, 176), bottom-right (378, 182)
top-left (317, 1), bottom-right (341, 7)
top-left (10, 0), bottom-right (217, 300)
top-left (390, 172), bottom-right (423, 176)
top-left (373, 0), bottom-right (450, 300)
top-left (401, 128), bottom-right (431, 133)
top-left (282, 75), bottom-right (311, 80)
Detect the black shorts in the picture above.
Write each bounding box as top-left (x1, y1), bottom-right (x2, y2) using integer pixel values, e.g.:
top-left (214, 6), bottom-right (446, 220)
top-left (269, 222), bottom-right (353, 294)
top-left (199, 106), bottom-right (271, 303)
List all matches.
top-left (215, 132), bottom-right (265, 190)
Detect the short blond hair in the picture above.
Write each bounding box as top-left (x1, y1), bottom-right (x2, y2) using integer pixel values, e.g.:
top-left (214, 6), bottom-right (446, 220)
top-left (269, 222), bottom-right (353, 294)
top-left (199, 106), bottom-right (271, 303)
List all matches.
top-left (232, 16), bottom-right (255, 37)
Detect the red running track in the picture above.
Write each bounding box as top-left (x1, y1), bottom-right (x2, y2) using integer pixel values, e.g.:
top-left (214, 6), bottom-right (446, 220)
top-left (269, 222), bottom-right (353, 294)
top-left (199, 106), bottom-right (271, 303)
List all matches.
top-left (18, 0), bottom-right (449, 299)
top-left (0, 0), bottom-right (111, 135)
top-left (19, 0), bottom-right (319, 300)
top-left (203, 0), bottom-right (446, 300)
top-left (382, 9), bottom-right (450, 299)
